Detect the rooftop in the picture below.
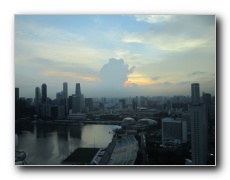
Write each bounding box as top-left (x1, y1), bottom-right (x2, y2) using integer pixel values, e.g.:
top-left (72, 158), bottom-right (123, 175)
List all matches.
top-left (62, 148), bottom-right (100, 165)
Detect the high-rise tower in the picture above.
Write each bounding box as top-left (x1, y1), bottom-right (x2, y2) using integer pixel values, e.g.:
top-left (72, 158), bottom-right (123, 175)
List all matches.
top-left (63, 82), bottom-right (68, 99)
top-left (41, 83), bottom-right (47, 104)
top-left (190, 103), bottom-right (208, 165)
top-left (75, 83), bottom-right (82, 113)
top-left (75, 83), bottom-right (81, 96)
top-left (191, 83), bottom-right (200, 104)
top-left (190, 83), bottom-right (208, 165)
top-left (35, 87), bottom-right (41, 114)
top-left (63, 82), bottom-right (68, 114)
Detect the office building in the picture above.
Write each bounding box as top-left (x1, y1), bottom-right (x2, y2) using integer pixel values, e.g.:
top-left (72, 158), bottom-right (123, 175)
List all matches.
top-left (161, 118), bottom-right (187, 145)
top-left (191, 83), bottom-right (200, 104)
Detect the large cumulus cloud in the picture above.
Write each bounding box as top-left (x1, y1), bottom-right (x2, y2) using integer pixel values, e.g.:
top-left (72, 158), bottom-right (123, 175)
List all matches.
top-left (91, 58), bottom-right (137, 97)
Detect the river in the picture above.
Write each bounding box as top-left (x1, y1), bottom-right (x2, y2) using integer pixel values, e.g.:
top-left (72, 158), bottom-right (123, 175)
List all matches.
top-left (16, 123), bottom-right (116, 165)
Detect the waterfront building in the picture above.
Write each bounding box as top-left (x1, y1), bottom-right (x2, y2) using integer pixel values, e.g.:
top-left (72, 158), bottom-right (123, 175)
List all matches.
top-left (121, 117), bottom-right (136, 128)
top-left (136, 118), bottom-right (158, 130)
top-left (41, 103), bottom-right (51, 118)
top-left (57, 106), bottom-right (65, 120)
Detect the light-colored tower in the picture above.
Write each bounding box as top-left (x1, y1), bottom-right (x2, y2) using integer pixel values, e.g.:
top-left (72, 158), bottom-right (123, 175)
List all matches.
top-left (190, 103), bottom-right (208, 165)
top-left (191, 83), bottom-right (200, 104)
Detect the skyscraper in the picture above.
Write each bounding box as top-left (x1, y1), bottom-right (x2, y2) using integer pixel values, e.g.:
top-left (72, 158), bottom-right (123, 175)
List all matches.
top-left (75, 83), bottom-right (82, 113)
top-left (63, 82), bottom-right (68, 114)
top-left (190, 103), bottom-right (208, 165)
top-left (63, 82), bottom-right (68, 99)
top-left (75, 83), bottom-right (81, 95)
top-left (35, 87), bottom-right (41, 114)
top-left (41, 83), bottom-right (47, 104)
top-left (191, 83), bottom-right (200, 104)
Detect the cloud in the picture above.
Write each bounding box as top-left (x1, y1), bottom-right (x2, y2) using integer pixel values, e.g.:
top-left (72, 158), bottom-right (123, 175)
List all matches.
top-left (151, 76), bottom-right (160, 81)
top-left (100, 58), bottom-right (135, 87)
top-left (123, 15), bottom-right (215, 52)
top-left (135, 15), bottom-right (173, 24)
top-left (123, 80), bottom-right (138, 87)
top-left (176, 81), bottom-right (191, 85)
top-left (42, 70), bottom-right (100, 82)
top-left (188, 71), bottom-right (206, 77)
top-left (162, 82), bottom-right (173, 85)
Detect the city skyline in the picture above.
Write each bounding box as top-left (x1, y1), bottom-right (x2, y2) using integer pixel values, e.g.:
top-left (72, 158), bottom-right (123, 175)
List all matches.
top-left (15, 15), bottom-right (216, 99)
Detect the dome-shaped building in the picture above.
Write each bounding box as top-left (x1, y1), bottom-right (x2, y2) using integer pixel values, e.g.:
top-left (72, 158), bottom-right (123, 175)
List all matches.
top-left (136, 118), bottom-right (158, 130)
top-left (121, 117), bottom-right (136, 127)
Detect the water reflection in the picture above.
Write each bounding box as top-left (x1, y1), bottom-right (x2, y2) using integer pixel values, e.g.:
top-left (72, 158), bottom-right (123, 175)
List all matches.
top-left (17, 124), bottom-right (115, 165)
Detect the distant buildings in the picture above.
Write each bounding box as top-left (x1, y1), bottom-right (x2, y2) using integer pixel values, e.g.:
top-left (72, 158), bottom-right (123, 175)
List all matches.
top-left (85, 98), bottom-right (93, 112)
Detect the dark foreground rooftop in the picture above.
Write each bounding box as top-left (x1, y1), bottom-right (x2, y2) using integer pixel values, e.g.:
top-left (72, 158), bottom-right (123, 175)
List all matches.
top-left (62, 148), bottom-right (100, 165)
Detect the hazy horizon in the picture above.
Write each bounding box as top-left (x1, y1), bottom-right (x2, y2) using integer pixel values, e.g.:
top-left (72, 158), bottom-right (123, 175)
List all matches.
top-left (15, 15), bottom-right (216, 99)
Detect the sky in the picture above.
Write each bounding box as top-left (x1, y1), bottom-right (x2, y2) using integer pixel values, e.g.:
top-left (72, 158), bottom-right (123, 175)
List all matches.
top-left (15, 15), bottom-right (216, 99)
